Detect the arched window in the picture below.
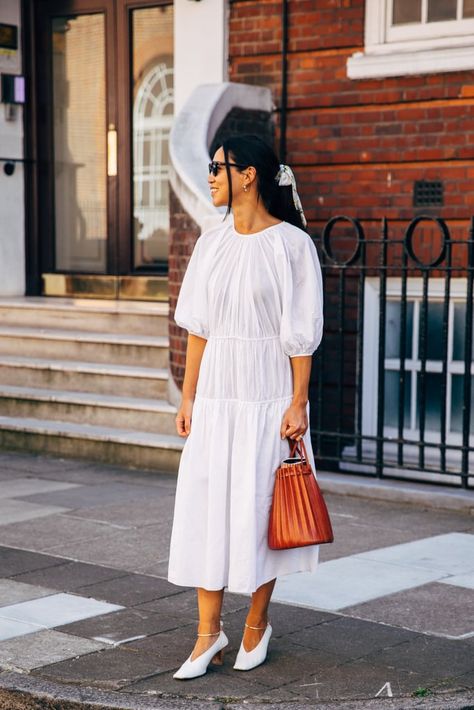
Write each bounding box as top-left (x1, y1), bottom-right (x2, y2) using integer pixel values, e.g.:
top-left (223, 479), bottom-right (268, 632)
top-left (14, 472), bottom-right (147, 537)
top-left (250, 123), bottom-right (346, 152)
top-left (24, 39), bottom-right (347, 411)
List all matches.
top-left (133, 60), bottom-right (174, 266)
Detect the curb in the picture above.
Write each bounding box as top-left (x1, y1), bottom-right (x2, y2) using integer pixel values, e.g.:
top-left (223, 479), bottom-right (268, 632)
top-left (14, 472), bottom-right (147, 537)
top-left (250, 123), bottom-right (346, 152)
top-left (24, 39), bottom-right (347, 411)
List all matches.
top-left (1, 671), bottom-right (474, 710)
top-left (317, 472), bottom-right (474, 514)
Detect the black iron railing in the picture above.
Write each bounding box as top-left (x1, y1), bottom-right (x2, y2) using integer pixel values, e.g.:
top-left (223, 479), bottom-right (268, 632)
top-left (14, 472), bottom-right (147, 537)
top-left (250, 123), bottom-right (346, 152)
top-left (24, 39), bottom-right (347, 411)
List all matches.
top-left (311, 215), bottom-right (474, 489)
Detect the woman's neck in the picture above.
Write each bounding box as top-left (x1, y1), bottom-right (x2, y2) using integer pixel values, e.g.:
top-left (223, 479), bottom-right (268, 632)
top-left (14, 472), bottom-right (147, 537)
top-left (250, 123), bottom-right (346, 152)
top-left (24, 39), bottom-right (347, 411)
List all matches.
top-left (232, 200), bottom-right (280, 235)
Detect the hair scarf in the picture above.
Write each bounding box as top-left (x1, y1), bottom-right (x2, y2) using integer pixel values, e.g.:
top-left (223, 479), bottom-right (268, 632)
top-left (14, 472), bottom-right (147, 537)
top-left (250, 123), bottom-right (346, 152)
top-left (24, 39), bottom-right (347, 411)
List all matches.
top-left (275, 164), bottom-right (307, 228)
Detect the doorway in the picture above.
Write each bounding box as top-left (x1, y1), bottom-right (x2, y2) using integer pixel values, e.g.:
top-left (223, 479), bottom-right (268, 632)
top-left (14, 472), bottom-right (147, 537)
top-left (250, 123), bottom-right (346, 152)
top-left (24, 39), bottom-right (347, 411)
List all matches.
top-left (32, 0), bottom-right (173, 299)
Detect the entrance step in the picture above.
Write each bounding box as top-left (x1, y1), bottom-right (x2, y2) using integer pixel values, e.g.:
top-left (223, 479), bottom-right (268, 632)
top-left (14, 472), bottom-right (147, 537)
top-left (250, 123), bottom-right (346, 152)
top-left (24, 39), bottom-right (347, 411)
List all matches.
top-left (0, 356), bottom-right (169, 398)
top-left (0, 415), bottom-right (184, 472)
top-left (0, 297), bottom-right (169, 336)
top-left (0, 296), bottom-right (183, 472)
top-left (0, 385), bottom-right (178, 435)
top-left (0, 326), bottom-right (169, 367)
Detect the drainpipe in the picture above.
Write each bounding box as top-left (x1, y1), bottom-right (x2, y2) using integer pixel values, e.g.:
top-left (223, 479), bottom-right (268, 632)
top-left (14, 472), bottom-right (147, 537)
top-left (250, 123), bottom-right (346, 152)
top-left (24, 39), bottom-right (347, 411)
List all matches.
top-left (279, 0), bottom-right (288, 163)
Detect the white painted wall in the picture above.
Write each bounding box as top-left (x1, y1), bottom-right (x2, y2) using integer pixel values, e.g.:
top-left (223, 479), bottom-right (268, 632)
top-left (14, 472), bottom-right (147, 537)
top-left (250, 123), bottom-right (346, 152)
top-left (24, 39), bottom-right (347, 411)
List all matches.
top-left (0, 0), bottom-right (25, 295)
top-left (174, 0), bottom-right (228, 115)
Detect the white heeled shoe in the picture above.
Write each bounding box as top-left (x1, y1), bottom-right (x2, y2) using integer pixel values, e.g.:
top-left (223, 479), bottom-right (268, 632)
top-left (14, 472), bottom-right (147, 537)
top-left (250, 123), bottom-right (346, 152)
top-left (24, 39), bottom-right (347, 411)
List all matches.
top-left (233, 620), bottom-right (272, 671)
top-left (173, 620), bottom-right (228, 680)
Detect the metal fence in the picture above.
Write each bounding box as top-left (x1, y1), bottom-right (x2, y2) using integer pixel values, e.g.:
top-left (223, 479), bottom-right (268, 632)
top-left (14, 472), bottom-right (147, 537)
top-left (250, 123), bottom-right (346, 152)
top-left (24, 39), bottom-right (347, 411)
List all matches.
top-left (311, 215), bottom-right (474, 489)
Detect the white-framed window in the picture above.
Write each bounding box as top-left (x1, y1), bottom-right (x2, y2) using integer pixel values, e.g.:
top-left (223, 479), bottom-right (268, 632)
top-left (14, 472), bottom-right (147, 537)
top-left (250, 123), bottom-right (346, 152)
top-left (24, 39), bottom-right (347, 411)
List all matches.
top-left (341, 277), bottom-right (474, 483)
top-left (347, 0), bottom-right (474, 79)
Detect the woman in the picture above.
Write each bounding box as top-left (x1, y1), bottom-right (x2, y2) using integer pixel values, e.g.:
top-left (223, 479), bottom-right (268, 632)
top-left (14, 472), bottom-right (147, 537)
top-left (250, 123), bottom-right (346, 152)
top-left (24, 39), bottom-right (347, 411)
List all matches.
top-left (168, 134), bottom-right (324, 679)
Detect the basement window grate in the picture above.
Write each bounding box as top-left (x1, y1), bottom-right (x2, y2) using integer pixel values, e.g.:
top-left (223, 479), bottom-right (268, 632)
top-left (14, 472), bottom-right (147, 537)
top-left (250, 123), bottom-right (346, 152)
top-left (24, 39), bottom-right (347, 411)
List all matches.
top-left (413, 180), bottom-right (443, 207)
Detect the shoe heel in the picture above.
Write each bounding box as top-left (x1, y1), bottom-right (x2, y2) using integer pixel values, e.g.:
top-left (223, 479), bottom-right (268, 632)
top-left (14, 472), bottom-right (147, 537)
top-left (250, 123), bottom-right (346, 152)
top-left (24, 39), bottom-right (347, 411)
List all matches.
top-left (211, 648), bottom-right (224, 665)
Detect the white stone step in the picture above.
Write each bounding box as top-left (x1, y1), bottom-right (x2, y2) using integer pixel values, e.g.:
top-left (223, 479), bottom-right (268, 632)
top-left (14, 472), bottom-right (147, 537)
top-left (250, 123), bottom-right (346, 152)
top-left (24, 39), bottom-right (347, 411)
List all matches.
top-left (0, 385), bottom-right (178, 435)
top-left (0, 326), bottom-right (169, 367)
top-left (0, 415), bottom-right (184, 472)
top-left (0, 297), bottom-right (169, 335)
top-left (0, 356), bottom-right (169, 398)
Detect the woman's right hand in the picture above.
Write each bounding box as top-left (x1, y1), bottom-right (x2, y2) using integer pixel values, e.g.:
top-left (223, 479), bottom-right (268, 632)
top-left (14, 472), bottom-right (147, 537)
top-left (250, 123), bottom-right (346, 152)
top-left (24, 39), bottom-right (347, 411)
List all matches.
top-left (175, 397), bottom-right (194, 437)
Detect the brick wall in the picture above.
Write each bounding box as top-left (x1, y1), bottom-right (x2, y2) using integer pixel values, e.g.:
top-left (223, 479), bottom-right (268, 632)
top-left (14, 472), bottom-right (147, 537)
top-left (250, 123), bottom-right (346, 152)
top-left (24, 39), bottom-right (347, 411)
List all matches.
top-left (168, 188), bottom-right (200, 391)
top-left (229, 0), bottom-right (474, 231)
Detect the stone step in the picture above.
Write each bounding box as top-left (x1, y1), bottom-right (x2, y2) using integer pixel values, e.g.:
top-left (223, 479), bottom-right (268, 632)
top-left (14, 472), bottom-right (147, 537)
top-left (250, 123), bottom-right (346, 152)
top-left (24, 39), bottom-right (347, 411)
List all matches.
top-left (0, 326), bottom-right (169, 367)
top-left (0, 385), bottom-right (178, 435)
top-left (0, 297), bottom-right (169, 336)
top-left (0, 356), bottom-right (169, 398)
top-left (0, 415), bottom-right (184, 472)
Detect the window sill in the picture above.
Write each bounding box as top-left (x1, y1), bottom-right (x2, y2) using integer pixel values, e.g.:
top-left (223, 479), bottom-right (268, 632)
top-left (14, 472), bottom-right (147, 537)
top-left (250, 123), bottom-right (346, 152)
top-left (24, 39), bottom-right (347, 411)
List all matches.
top-left (347, 43), bottom-right (474, 79)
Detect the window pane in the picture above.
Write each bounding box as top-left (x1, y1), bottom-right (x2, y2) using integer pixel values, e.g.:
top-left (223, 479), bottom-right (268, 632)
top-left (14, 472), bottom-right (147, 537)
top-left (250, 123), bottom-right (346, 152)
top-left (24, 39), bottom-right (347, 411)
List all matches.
top-left (419, 302), bottom-right (445, 360)
top-left (385, 300), bottom-right (414, 359)
top-left (52, 15), bottom-right (107, 272)
top-left (452, 303), bottom-right (474, 361)
top-left (427, 0), bottom-right (457, 21)
top-left (451, 375), bottom-right (474, 434)
top-left (393, 0), bottom-right (422, 24)
top-left (416, 373), bottom-right (443, 433)
top-left (132, 5), bottom-right (174, 269)
top-left (464, 0), bottom-right (474, 17)
top-left (384, 371), bottom-right (411, 428)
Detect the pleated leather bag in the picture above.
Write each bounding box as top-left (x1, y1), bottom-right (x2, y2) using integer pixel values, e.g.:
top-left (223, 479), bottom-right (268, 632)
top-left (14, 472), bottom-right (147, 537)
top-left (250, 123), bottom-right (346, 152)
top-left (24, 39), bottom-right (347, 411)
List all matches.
top-left (268, 437), bottom-right (334, 550)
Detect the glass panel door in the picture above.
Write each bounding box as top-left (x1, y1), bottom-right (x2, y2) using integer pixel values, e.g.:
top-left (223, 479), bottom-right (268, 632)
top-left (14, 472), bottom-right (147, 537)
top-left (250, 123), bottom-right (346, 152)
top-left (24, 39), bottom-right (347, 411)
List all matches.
top-left (51, 13), bottom-right (107, 272)
top-left (131, 5), bottom-right (174, 269)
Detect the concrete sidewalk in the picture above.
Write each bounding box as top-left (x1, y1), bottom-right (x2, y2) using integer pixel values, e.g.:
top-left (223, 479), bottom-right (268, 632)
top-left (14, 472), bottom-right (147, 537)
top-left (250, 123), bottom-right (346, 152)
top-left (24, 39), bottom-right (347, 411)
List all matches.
top-left (0, 450), bottom-right (473, 709)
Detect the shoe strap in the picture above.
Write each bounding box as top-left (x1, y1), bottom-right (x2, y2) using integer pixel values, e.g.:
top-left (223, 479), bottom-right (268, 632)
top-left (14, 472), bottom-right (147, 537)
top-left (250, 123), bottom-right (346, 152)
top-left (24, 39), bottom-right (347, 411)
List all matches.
top-left (245, 622), bottom-right (267, 630)
top-left (197, 630), bottom-right (220, 637)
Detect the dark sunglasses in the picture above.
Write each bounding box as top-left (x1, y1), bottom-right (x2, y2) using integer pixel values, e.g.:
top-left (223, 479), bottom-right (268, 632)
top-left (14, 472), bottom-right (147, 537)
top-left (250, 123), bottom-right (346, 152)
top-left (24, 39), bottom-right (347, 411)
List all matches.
top-left (208, 160), bottom-right (248, 177)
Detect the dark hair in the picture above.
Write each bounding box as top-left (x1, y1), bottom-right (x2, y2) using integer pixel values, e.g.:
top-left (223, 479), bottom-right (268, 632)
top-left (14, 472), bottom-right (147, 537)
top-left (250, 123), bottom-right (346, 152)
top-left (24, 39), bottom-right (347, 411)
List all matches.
top-left (214, 134), bottom-right (307, 231)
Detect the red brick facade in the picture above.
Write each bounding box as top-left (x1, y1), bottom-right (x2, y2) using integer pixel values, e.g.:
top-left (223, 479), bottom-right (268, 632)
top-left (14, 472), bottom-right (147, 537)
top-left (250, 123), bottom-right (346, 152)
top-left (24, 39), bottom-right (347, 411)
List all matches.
top-left (229, 0), bottom-right (474, 229)
top-left (168, 189), bottom-right (200, 390)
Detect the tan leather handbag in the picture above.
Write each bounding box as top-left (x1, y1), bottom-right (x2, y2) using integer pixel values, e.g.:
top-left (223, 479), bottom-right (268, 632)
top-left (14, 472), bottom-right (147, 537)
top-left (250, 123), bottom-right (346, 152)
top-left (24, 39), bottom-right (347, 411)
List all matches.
top-left (268, 437), bottom-right (334, 550)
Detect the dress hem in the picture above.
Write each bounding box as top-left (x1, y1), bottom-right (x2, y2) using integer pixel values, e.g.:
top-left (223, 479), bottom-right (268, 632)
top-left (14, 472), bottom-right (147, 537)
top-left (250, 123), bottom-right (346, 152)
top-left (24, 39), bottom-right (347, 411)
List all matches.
top-left (167, 555), bottom-right (319, 595)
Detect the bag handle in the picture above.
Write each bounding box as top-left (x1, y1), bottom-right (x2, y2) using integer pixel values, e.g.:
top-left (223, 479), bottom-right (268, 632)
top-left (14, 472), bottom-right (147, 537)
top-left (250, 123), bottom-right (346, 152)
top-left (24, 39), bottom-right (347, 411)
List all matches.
top-left (287, 436), bottom-right (308, 462)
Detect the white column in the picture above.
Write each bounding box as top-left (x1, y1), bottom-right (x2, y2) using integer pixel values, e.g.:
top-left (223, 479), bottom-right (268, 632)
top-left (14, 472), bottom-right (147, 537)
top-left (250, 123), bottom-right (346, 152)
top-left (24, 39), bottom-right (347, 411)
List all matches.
top-left (174, 0), bottom-right (228, 115)
top-left (0, 0), bottom-right (25, 296)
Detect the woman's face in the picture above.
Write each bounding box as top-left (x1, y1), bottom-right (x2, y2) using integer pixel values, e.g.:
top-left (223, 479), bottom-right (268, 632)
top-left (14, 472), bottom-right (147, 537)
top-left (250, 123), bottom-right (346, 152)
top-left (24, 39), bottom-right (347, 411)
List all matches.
top-left (208, 147), bottom-right (247, 208)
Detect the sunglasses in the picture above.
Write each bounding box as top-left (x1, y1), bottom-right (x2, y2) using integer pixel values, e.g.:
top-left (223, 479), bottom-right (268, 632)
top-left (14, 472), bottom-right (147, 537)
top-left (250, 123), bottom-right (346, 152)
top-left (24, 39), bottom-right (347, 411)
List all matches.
top-left (208, 160), bottom-right (248, 177)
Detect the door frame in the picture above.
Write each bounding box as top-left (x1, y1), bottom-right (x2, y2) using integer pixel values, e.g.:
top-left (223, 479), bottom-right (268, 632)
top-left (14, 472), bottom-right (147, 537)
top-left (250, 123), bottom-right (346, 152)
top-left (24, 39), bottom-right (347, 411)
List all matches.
top-left (23, 0), bottom-right (171, 298)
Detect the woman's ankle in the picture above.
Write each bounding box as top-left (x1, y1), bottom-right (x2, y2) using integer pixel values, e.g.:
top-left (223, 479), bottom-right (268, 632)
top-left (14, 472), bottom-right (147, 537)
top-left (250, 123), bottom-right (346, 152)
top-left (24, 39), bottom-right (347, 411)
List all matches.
top-left (245, 613), bottom-right (268, 628)
top-left (197, 619), bottom-right (221, 635)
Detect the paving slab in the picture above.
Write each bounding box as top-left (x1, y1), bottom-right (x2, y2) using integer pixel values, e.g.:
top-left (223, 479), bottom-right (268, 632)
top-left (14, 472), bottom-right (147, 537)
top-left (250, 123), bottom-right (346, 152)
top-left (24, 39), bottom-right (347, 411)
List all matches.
top-left (281, 656), bottom-right (430, 702)
top-left (57, 608), bottom-right (185, 645)
top-left (137, 589), bottom-right (245, 622)
top-left (440, 571), bottom-right (474, 591)
top-left (360, 634), bottom-right (474, 681)
top-left (0, 515), bottom-right (121, 551)
top-left (0, 617), bottom-right (41, 642)
top-left (35, 646), bottom-right (174, 690)
top-left (75, 574), bottom-right (185, 607)
top-left (18, 482), bottom-right (170, 511)
top-left (345, 582), bottom-right (474, 638)
top-left (285, 615), bottom-right (420, 659)
top-left (0, 630), bottom-right (106, 671)
top-left (125, 664), bottom-right (270, 698)
top-left (0, 593), bottom-right (123, 629)
top-left (11, 560), bottom-right (128, 591)
top-left (64, 498), bottom-right (175, 528)
top-left (273, 555), bottom-right (444, 610)
top-left (0, 547), bottom-right (65, 577)
top-left (0, 478), bottom-right (80, 499)
top-left (47, 526), bottom-right (171, 571)
top-left (360, 532), bottom-right (474, 576)
top-left (0, 580), bottom-right (55, 606)
top-left (0, 499), bottom-right (70, 526)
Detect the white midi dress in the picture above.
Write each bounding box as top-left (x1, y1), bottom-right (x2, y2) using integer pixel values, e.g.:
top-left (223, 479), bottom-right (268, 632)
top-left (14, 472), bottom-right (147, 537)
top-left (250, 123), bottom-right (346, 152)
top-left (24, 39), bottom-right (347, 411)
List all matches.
top-left (167, 218), bottom-right (324, 594)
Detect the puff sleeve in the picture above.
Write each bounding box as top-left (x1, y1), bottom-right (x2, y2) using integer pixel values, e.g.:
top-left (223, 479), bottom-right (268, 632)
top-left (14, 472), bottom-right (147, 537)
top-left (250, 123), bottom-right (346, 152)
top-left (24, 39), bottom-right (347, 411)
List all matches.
top-left (279, 233), bottom-right (324, 358)
top-left (174, 236), bottom-right (209, 339)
